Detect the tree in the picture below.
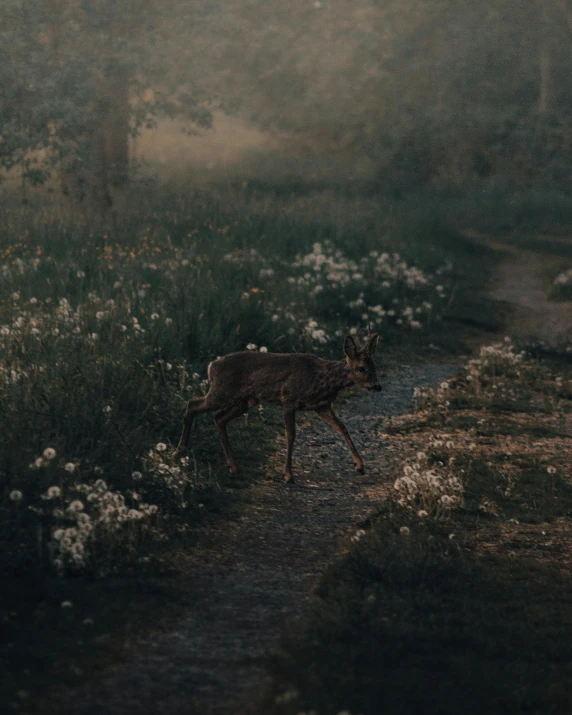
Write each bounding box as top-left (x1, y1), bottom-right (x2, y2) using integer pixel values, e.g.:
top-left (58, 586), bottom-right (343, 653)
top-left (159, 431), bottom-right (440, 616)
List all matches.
top-left (1, 0), bottom-right (217, 208)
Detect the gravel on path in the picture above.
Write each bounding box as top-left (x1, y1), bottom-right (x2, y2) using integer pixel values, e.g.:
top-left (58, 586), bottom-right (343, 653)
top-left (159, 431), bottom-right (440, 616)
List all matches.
top-left (33, 363), bottom-right (458, 715)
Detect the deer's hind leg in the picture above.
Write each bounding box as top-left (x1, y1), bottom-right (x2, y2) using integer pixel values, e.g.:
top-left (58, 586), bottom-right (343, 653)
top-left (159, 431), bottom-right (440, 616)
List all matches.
top-left (174, 391), bottom-right (219, 456)
top-left (315, 406), bottom-right (365, 474)
top-left (214, 399), bottom-right (256, 473)
top-left (283, 407), bottom-right (296, 483)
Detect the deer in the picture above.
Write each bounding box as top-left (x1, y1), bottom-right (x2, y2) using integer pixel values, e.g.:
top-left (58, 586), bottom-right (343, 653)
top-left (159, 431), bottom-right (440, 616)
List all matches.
top-left (173, 334), bottom-right (382, 483)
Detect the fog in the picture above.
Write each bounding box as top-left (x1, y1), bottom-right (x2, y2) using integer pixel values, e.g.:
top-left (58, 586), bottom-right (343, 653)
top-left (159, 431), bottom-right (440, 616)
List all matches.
top-left (2, 0), bottom-right (572, 209)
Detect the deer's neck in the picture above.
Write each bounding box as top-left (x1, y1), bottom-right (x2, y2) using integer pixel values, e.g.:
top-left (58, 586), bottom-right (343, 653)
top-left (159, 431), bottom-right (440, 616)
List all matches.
top-left (324, 359), bottom-right (354, 394)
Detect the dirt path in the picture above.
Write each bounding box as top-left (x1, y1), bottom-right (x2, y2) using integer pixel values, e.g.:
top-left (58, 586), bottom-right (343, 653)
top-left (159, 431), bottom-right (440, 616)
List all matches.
top-left (463, 229), bottom-right (572, 344)
top-left (33, 364), bottom-right (457, 715)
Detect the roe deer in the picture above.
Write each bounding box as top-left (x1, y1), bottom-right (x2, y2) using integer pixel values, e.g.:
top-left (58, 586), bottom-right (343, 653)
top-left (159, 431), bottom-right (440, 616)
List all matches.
top-left (174, 335), bottom-right (381, 482)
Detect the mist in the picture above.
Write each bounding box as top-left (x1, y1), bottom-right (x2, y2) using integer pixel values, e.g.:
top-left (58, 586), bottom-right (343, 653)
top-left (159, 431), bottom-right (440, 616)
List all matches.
top-left (3, 3), bottom-right (572, 714)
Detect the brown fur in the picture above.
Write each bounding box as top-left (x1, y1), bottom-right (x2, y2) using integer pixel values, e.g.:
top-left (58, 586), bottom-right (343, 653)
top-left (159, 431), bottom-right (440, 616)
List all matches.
top-left (174, 335), bottom-right (381, 482)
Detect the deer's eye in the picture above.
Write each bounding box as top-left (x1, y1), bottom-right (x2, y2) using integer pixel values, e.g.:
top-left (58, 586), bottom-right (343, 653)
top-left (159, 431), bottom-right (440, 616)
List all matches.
top-left (358, 367), bottom-right (366, 373)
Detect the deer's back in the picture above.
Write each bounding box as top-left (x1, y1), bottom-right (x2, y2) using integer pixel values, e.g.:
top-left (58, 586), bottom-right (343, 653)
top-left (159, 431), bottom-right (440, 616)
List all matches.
top-left (208, 351), bottom-right (341, 408)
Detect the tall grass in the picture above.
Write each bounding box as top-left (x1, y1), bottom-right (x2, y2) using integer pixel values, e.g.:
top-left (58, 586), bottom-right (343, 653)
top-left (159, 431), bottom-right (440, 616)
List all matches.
top-left (0, 183), bottom-right (460, 578)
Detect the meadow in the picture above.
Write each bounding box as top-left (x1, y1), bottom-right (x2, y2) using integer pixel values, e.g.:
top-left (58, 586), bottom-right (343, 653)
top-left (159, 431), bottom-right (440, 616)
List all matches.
top-left (0, 183), bottom-right (470, 585)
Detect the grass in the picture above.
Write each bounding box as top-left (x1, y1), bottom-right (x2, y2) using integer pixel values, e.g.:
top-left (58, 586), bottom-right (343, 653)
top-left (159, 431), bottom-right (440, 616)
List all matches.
top-left (0, 180), bottom-right (496, 707)
top-left (261, 341), bottom-right (572, 715)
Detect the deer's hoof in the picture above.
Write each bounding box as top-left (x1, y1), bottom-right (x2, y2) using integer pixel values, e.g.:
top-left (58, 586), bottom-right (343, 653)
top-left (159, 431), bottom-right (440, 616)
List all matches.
top-left (356, 465), bottom-right (366, 475)
top-left (228, 464), bottom-right (239, 474)
top-left (284, 472), bottom-right (295, 484)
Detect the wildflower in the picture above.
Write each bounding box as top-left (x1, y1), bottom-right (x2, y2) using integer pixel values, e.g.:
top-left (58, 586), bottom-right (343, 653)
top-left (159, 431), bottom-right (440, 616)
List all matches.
top-left (61, 601), bottom-right (73, 608)
top-left (150, 313), bottom-right (159, 320)
top-left (12, 291), bottom-right (20, 301)
top-left (246, 343), bottom-right (257, 350)
top-left (259, 346), bottom-right (268, 353)
top-left (9, 490), bottom-right (23, 502)
top-left (417, 510), bottom-right (428, 518)
top-left (77, 271), bottom-right (86, 278)
top-left (165, 317), bottom-right (173, 325)
top-left (93, 466), bottom-right (104, 476)
top-left (46, 486), bottom-right (61, 499)
top-left (43, 447), bottom-right (56, 460)
top-left (53, 529), bottom-right (64, 540)
top-left (68, 500), bottom-right (84, 512)
top-left (102, 405), bottom-right (112, 414)
top-left (34, 457), bottom-right (45, 468)
top-left (155, 442), bottom-right (167, 452)
top-left (95, 311), bottom-right (105, 320)
top-left (399, 526), bottom-right (410, 536)
top-left (547, 466), bottom-right (557, 474)
top-left (131, 471), bottom-right (143, 480)
top-left (29, 297), bottom-right (38, 304)
top-left (64, 463), bottom-right (76, 473)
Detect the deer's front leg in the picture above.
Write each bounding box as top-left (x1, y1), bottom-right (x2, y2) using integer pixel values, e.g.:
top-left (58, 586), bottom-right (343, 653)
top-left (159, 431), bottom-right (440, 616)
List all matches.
top-left (315, 406), bottom-right (365, 474)
top-left (283, 407), bottom-right (296, 483)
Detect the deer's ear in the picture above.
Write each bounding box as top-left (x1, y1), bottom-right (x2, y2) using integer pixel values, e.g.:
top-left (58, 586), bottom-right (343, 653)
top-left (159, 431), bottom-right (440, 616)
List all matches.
top-left (366, 333), bottom-right (379, 356)
top-left (344, 335), bottom-right (358, 359)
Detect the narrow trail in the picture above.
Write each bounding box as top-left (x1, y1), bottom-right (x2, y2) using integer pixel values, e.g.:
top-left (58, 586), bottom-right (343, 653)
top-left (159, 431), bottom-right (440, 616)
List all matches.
top-left (34, 364), bottom-right (457, 715)
top-left (462, 229), bottom-right (572, 345)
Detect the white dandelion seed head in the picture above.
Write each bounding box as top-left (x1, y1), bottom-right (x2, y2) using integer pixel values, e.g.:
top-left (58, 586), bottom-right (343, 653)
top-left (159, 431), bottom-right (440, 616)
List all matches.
top-left (43, 447), bottom-right (56, 460)
top-left (9, 489), bottom-right (23, 502)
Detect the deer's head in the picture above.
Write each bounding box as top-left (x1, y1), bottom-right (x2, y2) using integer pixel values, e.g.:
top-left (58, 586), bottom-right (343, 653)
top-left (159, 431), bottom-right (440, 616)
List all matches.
top-left (344, 334), bottom-right (382, 392)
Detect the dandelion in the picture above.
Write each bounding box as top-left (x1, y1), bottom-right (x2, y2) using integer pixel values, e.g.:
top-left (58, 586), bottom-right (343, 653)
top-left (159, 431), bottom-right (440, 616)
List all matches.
top-left (246, 343), bottom-right (257, 350)
top-left (155, 442), bottom-right (167, 452)
top-left (259, 346), bottom-right (268, 353)
top-left (43, 447), bottom-right (56, 460)
top-left (399, 526), bottom-right (410, 536)
top-left (46, 486), bottom-right (61, 499)
top-left (64, 463), bottom-right (76, 473)
top-left (29, 297), bottom-right (38, 304)
top-left (102, 405), bottom-right (112, 414)
top-left (68, 500), bottom-right (84, 512)
top-left (61, 601), bottom-right (73, 608)
top-left (417, 510), bottom-right (428, 518)
top-left (95, 311), bottom-right (105, 320)
top-left (131, 471), bottom-right (143, 480)
top-left (547, 466), bottom-right (557, 474)
top-left (165, 317), bottom-right (173, 325)
top-left (9, 490), bottom-right (23, 502)
top-left (150, 313), bottom-right (159, 320)
top-left (53, 529), bottom-right (64, 541)
top-left (77, 271), bottom-right (85, 278)
top-left (34, 457), bottom-right (45, 468)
